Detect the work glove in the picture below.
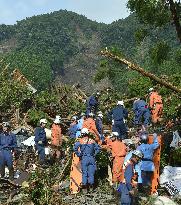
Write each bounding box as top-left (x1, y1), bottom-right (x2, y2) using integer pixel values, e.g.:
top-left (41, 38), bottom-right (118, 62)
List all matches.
top-left (38, 141), bottom-right (43, 145)
top-left (129, 188), bottom-right (138, 196)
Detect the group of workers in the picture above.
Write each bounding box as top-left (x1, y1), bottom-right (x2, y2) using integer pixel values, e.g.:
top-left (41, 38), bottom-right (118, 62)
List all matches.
top-left (0, 87), bottom-right (163, 205)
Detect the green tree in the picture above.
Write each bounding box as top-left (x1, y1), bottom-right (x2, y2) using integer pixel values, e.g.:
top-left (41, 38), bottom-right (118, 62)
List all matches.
top-left (127, 0), bottom-right (181, 43)
top-left (0, 68), bottom-right (32, 113)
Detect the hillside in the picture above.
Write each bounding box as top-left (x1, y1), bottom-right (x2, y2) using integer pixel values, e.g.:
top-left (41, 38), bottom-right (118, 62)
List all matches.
top-left (0, 10), bottom-right (179, 91)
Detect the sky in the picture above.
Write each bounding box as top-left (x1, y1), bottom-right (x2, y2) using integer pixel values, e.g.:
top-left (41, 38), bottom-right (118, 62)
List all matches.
top-left (0, 0), bottom-right (130, 25)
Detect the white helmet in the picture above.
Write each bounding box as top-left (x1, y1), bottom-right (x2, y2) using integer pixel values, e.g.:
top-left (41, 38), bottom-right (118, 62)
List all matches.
top-left (55, 115), bottom-right (61, 120)
top-left (140, 134), bottom-right (148, 141)
top-left (98, 113), bottom-right (103, 118)
top-left (54, 118), bottom-right (61, 124)
top-left (132, 150), bottom-right (143, 159)
top-left (80, 112), bottom-right (86, 117)
top-left (40, 119), bottom-right (47, 124)
top-left (81, 128), bottom-right (89, 135)
top-left (111, 132), bottom-right (119, 137)
top-left (124, 139), bottom-right (134, 146)
top-left (117, 100), bottom-right (124, 106)
top-left (71, 116), bottom-right (78, 121)
top-left (88, 112), bottom-right (94, 117)
top-left (2, 122), bottom-right (10, 127)
top-left (96, 92), bottom-right (100, 96)
top-left (149, 88), bottom-right (154, 92)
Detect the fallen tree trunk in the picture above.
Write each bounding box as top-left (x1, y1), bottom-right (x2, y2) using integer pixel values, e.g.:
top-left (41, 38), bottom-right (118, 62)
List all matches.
top-left (101, 50), bottom-right (181, 94)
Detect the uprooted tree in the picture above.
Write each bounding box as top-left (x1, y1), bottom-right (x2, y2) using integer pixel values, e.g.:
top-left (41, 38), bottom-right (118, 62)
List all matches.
top-left (100, 50), bottom-right (181, 94)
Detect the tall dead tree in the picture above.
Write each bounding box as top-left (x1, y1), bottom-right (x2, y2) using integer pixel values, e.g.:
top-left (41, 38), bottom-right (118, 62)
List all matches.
top-left (100, 50), bottom-right (181, 94)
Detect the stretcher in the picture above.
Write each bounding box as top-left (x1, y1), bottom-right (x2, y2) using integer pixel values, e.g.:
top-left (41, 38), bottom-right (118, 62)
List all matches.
top-left (148, 134), bottom-right (162, 195)
top-left (69, 152), bottom-right (82, 194)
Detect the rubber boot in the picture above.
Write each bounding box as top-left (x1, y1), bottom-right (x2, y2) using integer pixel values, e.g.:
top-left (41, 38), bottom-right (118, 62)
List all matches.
top-left (81, 185), bottom-right (88, 194)
top-left (89, 184), bottom-right (94, 193)
top-left (9, 166), bottom-right (14, 181)
top-left (0, 164), bottom-right (5, 178)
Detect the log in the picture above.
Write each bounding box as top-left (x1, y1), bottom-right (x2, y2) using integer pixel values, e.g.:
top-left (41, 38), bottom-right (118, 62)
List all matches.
top-left (100, 50), bottom-right (181, 94)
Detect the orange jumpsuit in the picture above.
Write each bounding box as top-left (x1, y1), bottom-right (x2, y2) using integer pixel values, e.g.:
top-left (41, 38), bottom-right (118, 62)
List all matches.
top-left (82, 117), bottom-right (100, 142)
top-left (149, 92), bottom-right (163, 123)
top-left (107, 139), bottom-right (127, 183)
top-left (51, 123), bottom-right (62, 158)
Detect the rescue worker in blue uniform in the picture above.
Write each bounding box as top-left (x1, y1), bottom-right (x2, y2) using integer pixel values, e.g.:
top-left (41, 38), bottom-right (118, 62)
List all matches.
top-left (34, 119), bottom-right (48, 165)
top-left (108, 100), bottom-right (128, 139)
top-left (96, 112), bottom-right (104, 141)
top-left (76, 113), bottom-right (86, 138)
top-left (133, 98), bottom-right (150, 127)
top-left (0, 122), bottom-right (17, 180)
top-left (123, 140), bottom-right (142, 191)
top-left (137, 133), bottom-right (159, 190)
top-left (86, 92), bottom-right (100, 116)
top-left (68, 116), bottom-right (79, 139)
top-left (74, 128), bottom-right (100, 193)
top-left (117, 150), bottom-right (143, 205)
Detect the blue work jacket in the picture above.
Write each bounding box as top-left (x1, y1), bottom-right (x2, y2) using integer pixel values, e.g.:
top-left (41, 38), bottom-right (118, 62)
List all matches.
top-left (137, 135), bottom-right (159, 171)
top-left (124, 151), bottom-right (142, 183)
top-left (68, 123), bottom-right (79, 139)
top-left (108, 105), bottom-right (128, 121)
top-left (0, 132), bottom-right (17, 151)
top-left (74, 136), bottom-right (100, 157)
top-left (87, 96), bottom-right (98, 108)
top-left (34, 127), bottom-right (47, 145)
top-left (133, 100), bottom-right (148, 111)
top-left (76, 118), bottom-right (84, 138)
top-left (96, 117), bottom-right (103, 135)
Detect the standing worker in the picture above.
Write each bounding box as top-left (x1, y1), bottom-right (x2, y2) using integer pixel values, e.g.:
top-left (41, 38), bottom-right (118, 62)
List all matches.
top-left (133, 98), bottom-right (150, 127)
top-left (34, 119), bottom-right (48, 165)
top-left (148, 88), bottom-right (163, 124)
top-left (51, 116), bottom-right (62, 162)
top-left (108, 101), bottom-right (128, 140)
top-left (117, 150), bottom-right (143, 205)
top-left (86, 92), bottom-right (100, 116)
top-left (137, 133), bottom-right (159, 193)
top-left (96, 112), bottom-right (104, 141)
top-left (106, 132), bottom-right (127, 188)
top-left (83, 113), bottom-right (100, 142)
top-left (76, 113), bottom-right (86, 138)
top-left (68, 116), bottom-right (79, 139)
top-left (0, 122), bottom-right (17, 181)
top-left (74, 128), bottom-right (100, 193)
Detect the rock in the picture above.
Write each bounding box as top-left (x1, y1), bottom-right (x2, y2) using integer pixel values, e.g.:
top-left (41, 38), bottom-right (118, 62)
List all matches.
top-left (154, 196), bottom-right (177, 205)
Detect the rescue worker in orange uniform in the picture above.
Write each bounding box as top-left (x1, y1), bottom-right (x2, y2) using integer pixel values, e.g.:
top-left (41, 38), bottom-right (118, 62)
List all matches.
top-left (106, 132), bottom-right (127, 188)
top-left (51, 116), bottom-right (62, 161)
top-left (148, 88), bottom-right (163, 124)
top-left (82, 112), bottom-right (100, 142)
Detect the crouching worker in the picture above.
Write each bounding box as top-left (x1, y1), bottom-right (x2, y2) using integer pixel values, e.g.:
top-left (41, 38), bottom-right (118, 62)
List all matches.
top-left (117, 150), bottom-right (143, 205)
top-left (137, 133), bottom-right (159, 193)
top-left (0, 122), bottom-right (17, 181)
top-left (73, 128), bottom-right (100, 193)
top-left (34, 119), bottom-right (48, 165)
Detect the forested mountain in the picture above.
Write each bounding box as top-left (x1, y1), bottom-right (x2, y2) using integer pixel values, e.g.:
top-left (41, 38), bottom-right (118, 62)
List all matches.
top-left (0, 10), bottom-right (180, 91)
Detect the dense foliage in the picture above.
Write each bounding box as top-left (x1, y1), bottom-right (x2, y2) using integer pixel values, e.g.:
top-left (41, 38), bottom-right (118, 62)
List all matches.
top-left (0, 9), bottom-right (180, 92)
top-left (0, 9), bottom-right (180, 119)
top-left (0, 65), bottom-right (32, 114)
top-left (0, 10), bottom-right (103, 89)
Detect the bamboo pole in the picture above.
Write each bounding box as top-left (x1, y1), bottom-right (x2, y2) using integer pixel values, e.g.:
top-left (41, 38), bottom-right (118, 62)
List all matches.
top-left (100, 50), bottom-right (181, 94)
